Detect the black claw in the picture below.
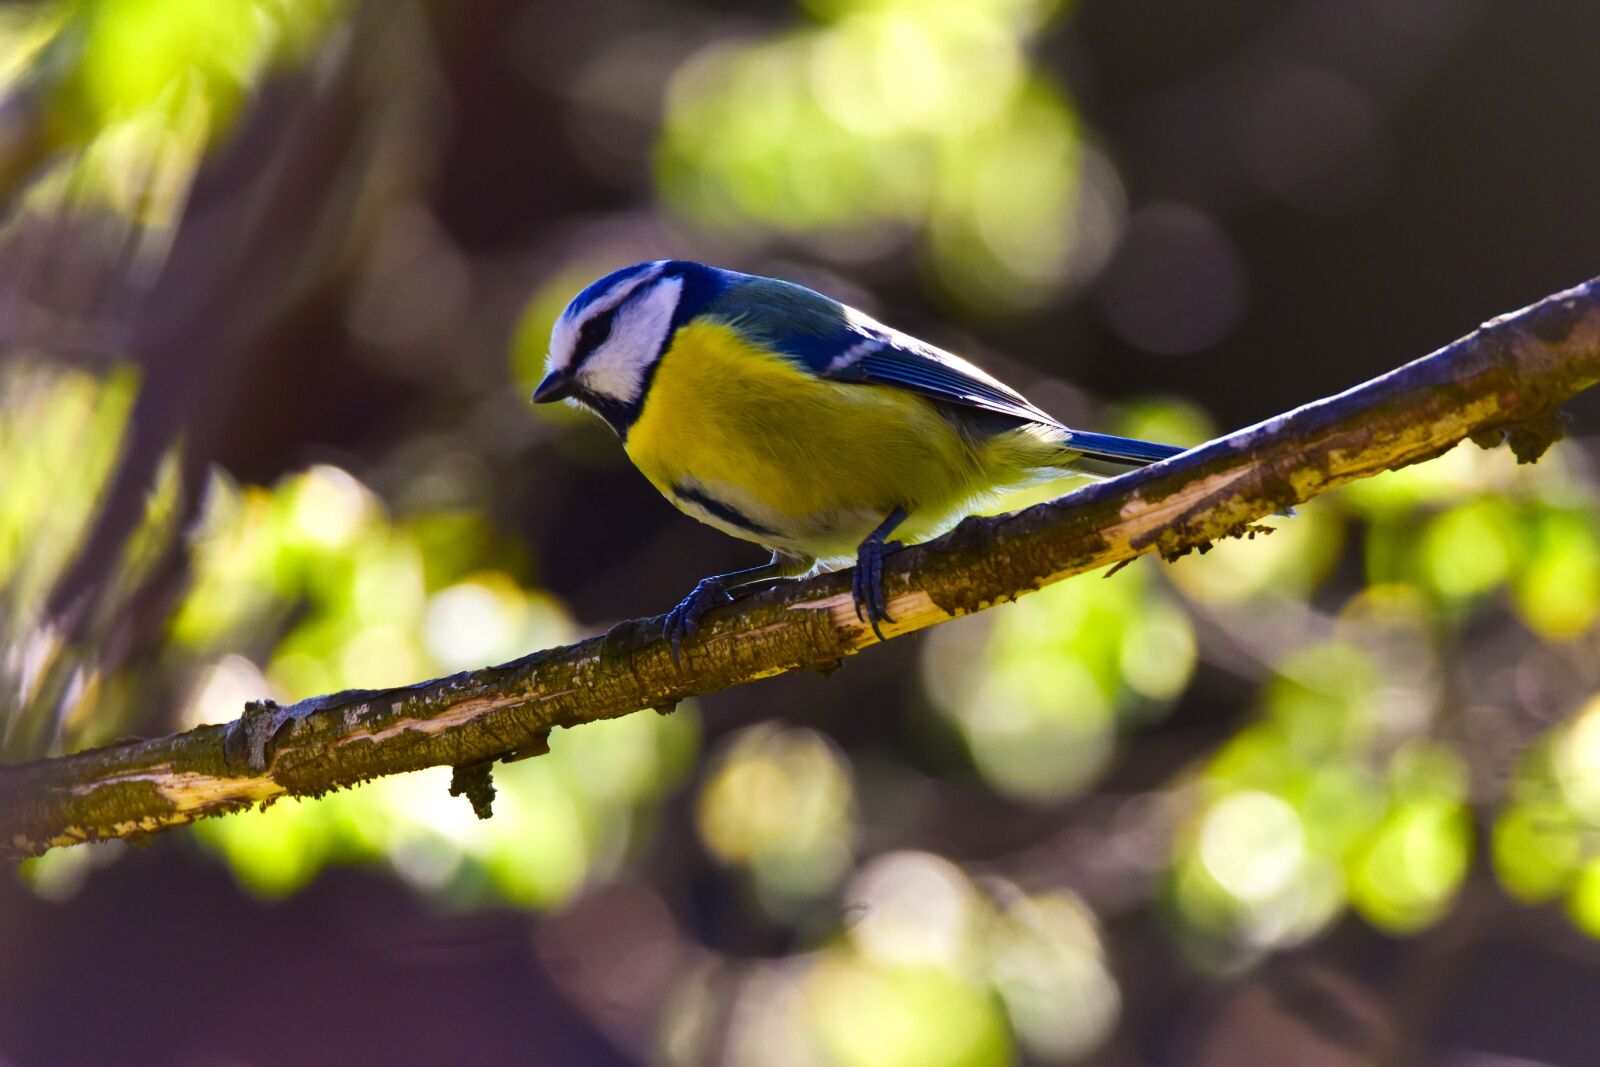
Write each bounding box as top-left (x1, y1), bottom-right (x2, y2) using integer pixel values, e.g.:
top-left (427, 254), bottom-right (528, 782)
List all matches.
top-left (878, 541), bottom-right (901, 623)
top-left (867, 612), bottom-right (887, 643)
top-left (664, 577), bottom-right (734, 666)
top-left (851, 538), bottom-right (903, 642)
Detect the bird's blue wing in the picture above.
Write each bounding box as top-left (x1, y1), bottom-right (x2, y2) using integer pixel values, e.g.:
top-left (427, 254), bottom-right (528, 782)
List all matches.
top-left (709, 273), bottom-right (1060, 426)
top-left (704, 273), bottom-right (865, 369)
top-left (706, 272), bottom-right (1186, 467)
top-left (823, 335), bottom-right (1062, 428)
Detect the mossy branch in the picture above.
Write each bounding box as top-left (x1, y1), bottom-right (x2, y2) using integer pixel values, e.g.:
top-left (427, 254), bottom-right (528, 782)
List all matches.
top-left (5, 277), bottom-right (1600, 861)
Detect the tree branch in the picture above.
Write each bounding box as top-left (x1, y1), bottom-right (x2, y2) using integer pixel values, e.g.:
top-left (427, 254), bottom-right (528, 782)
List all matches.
top-left (5, 277), bottom-right (1600, 861)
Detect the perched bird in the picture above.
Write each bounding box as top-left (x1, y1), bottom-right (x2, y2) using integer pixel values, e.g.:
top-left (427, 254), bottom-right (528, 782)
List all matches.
top-left (533, 260), bottom-right (1184, 657)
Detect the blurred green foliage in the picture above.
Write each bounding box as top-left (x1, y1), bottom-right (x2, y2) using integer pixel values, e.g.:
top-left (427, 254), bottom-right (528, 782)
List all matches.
top-left (0, 360), bottom-right (138, 620)
top-left (0, 0), bottom-right (344, 227)
top-left (20, 450), bottom-right (700, 904)
top-left (923, 557), bottom-right (1195, 804)
top-left (0, 360), bottom-right (173, 755)
top-left (57, 0), bottom-right (340, 135)
top-left (1494, 695), bottom-right (1600, 935)
top-left (170, 463), bottom-right (699, 903)
top-left (195, 708), bottom-right (697, 903)
top-left (6, 2), bottom-right (1600, 1064)
top-left (665, 851), bottom-right (1117, 1067)
top-left (697, 723), bottom-right (857, 913)
top-left (657, 0), bottom-right (1097, 314)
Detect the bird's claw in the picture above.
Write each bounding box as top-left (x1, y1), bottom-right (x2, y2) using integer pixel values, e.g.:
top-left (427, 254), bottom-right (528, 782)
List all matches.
top-left (851, 539), bottom-right (903, 642)
top-left (664, 577), bottom-right (734, 666)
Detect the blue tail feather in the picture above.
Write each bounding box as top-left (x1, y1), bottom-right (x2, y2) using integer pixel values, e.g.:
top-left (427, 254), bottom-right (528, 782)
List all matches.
top-left (1063, 430), bottom-right (1187, 467)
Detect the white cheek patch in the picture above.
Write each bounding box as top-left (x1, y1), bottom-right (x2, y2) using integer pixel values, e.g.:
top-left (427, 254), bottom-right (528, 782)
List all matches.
top-left (579, 274), bottom-right (684, 406)
top-left (548, 323), bottom-right (578, 374)
top-left (547, 261), bottom-right (667, 373)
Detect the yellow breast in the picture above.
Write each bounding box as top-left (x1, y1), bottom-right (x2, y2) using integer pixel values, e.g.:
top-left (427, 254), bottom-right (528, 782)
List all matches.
top-left (625, 319), bottom-right (990, 560)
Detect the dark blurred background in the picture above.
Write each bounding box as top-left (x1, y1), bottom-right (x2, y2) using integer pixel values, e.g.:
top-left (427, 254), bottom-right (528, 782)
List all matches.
top-left (2, 1), bottom-right (1600, 1064)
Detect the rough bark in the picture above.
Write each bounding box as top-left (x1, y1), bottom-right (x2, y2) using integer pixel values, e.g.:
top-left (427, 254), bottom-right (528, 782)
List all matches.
top-left (4, 277), bottom-right (1599, 861)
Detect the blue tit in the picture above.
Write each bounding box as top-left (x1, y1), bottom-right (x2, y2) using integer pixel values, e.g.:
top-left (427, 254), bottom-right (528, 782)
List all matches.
top-left (533, 260), bottom-right (1183, 656)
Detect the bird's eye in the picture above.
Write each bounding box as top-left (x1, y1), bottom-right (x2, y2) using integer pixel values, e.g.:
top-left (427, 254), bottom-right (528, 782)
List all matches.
top-left (576, 309), bottom-right (615, 358)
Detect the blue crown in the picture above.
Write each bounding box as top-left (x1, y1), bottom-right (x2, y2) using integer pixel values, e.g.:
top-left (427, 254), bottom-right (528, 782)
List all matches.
top-left (562, 259), bottom-right (732, 326)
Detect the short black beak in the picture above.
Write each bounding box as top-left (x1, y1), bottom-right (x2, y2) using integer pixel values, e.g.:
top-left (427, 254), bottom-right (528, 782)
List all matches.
top-left (532, 370), bottom-right (575, 404)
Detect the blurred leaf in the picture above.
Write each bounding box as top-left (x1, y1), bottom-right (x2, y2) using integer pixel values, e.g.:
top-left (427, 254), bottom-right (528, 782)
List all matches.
top-left (657, 0), bottom-right (1089, 312)
top-left (53, 0), bottom-right (346, 141)
top-left (923, 561), bottom-right (1194, 803)
top-left (1166, 498), bottom-right (1342, 606)
top-left (697, 723), bottom-right (855, 909)
top-left (987, 891), bottom-right (1119, 1061)
top-left (0, 360), bottom-right (136, 614)
top-left (806, 955), bottom-right (1010, 1067)
top-left (1175, 788), bottom-right (1345, 957)
top-left (1514, 507), bottom-right (1600, 639)
top-left (1565, 857), bottom-right (1600, 938)
top-left (1263, 642), bottom-right (1381, 757)
top-left (200, 794), bottom-right (341, 898)
top-left (1346, 796), bottom-right (1470, 933)
top-left (1493, 800), bottom-right (1587, 903)
top-left (1419, 496), bottom-right (1520, 602)
top-left (197, 707), bottom-right (699, 909)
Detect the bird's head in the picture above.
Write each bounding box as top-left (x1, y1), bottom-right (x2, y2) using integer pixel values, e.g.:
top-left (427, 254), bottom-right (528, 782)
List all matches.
top-left (535, 259), bottom-right (722, 434)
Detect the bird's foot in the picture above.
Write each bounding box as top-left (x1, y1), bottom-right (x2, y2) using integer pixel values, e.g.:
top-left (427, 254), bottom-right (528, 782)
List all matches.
top-left (664, 576), bottom-right (735, 666)
top-left (851, 538), bottom-right (903, 642)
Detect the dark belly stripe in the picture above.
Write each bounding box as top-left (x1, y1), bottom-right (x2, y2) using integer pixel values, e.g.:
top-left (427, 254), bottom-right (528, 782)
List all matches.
top-left (673, 484), bottom-right (778, 538)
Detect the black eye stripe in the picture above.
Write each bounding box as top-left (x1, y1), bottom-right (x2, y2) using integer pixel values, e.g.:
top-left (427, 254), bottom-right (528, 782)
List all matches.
top-left (572, 306), bottom-right (617, 367)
